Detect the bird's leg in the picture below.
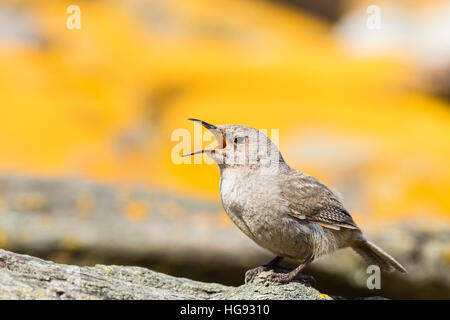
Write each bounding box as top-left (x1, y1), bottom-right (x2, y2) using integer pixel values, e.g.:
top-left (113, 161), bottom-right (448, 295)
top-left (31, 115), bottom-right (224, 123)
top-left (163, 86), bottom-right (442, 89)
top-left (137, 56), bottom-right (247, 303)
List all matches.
top-left (269, 255), bottom-right (315, 285)
top-left (244, 256), bottom-right (283, 283)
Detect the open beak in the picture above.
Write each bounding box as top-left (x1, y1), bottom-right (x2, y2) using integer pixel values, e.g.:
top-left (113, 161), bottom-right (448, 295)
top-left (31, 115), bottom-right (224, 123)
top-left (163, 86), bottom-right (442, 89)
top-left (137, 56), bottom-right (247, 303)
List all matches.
top-left (182, 118), bottom-right (226, 157)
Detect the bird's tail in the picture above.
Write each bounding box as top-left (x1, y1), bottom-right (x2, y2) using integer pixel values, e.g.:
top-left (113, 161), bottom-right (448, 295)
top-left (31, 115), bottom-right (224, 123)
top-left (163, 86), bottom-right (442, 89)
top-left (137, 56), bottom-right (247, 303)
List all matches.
top-left (351, 237), bottom-right (407, 273)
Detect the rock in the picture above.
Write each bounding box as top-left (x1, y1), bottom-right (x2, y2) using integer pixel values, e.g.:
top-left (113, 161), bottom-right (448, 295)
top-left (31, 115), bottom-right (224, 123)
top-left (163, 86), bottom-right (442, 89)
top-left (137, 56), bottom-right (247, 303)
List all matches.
top-left (0, 249), bottom-right (338, 300)
top-left (0, 176), bottom-right (268, 283)
top-left (0, 177), bottom-right (448, 299)
top-left (311, 223), bottom-right (450, 299)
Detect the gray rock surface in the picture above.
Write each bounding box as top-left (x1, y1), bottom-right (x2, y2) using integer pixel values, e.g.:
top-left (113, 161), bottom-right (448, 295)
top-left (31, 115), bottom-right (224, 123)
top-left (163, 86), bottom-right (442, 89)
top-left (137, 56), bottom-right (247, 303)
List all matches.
top-left (0, 249), bottom-right (333, 300)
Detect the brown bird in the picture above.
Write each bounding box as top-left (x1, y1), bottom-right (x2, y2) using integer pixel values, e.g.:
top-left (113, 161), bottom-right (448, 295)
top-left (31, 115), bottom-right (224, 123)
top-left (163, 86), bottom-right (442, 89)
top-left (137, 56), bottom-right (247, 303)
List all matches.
top-left (183, 119), bottom-right (406, 284)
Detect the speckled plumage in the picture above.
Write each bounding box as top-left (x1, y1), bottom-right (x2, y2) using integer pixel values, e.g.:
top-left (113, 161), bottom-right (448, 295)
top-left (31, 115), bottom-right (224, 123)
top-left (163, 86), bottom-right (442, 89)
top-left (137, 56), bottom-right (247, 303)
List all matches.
top-left (185, 120), bottom-right (406, 282)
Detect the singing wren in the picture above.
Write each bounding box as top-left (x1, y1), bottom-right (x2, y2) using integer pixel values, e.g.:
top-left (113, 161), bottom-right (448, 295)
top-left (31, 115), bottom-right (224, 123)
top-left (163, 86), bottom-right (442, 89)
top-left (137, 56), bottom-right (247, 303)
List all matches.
top-left (183, 119), bottom-right (406, 284)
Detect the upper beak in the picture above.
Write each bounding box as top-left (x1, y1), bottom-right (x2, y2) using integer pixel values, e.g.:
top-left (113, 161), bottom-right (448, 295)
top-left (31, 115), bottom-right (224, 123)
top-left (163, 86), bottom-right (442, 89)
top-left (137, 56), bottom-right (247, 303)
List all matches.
top-left (188, 118), bottom-right (218, 131)
top-left (182, 118), bottom-right (226, 157)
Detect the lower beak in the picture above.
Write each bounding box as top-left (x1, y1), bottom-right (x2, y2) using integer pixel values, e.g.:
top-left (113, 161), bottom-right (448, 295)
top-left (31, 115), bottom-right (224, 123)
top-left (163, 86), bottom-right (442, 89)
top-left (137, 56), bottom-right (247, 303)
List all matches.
top-left (182, 118), bottom-right (226, 157)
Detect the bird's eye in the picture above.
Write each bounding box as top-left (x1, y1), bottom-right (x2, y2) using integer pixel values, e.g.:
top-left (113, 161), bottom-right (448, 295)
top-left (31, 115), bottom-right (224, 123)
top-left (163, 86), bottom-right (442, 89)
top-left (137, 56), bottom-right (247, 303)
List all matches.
top-left (234, 136), bottom-right (245, 144)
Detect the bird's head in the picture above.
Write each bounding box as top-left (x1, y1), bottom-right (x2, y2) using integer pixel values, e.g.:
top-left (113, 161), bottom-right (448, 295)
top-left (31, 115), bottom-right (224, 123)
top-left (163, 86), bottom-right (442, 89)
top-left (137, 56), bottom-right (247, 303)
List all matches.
top-left (183, 119), bottom-right (285, 170)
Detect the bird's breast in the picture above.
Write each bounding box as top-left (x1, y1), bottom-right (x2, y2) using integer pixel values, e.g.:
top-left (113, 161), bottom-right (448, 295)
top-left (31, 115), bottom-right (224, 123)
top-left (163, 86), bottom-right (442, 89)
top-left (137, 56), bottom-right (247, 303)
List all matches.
top-left (220, 171), bottom-right (277, 218)
top-left (219, 171), bottom-right (286, 240)
top-left (219, 169), bottom-right (318, 260)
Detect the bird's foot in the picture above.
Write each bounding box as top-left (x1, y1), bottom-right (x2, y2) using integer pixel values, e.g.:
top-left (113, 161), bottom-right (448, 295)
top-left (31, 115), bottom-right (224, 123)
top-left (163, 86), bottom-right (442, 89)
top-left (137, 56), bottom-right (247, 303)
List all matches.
top-left (268, 271), bottom-right (315, 285)
top-left (244, 256), bottom-right (283, 284)
top-left (245, 265), bottom-right (269, 284)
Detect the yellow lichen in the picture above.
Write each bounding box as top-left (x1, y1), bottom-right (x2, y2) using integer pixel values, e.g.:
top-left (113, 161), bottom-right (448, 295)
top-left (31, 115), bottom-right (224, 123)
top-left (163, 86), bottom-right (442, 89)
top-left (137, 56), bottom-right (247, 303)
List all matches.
top-left (316, 293), bottom-right (333, 300)
top-left (0, 0), bottom-right (447, 227)
top-left (124, 201), bottom-right (149, 221)
top-left (14, 193), bottom-right (48, 212)
top-left (61, 237), bottom-right (79, 251)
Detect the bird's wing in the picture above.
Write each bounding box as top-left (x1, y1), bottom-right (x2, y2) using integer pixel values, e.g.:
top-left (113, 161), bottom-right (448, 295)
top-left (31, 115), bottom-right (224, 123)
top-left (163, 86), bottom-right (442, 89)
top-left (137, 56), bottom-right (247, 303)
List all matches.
top-left (280, 172), bottom-right (359, 231)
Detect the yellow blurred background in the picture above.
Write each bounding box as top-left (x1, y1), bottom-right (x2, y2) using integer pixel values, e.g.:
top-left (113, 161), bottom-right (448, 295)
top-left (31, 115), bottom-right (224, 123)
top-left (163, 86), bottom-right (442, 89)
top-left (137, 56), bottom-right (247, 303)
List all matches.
top-left (1, 0), bottom-right (450, 228)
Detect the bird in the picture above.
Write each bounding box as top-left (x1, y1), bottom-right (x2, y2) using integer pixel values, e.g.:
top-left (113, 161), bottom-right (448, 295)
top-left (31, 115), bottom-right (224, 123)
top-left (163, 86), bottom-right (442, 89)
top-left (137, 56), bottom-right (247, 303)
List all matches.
top-left (183, 118), bottom-right (407, 284)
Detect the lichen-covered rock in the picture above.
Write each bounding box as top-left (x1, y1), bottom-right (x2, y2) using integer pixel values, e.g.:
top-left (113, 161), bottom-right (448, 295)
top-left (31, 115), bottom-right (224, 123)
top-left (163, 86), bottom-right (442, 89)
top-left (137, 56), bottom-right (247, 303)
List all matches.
top-left (0, 249), bottom-right (338, 300)
top-left (0, 177), bottom-right (447, 299)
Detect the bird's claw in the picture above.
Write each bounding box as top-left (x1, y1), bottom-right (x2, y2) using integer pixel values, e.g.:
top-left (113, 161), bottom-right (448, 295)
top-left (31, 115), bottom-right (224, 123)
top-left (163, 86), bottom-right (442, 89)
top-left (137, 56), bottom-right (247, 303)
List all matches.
top-left (244, 265), bottom-right (268, 284)
top-left (268, 272), bottom-right (315, 285)
top-left (268, 272), bottom-right (293, 284)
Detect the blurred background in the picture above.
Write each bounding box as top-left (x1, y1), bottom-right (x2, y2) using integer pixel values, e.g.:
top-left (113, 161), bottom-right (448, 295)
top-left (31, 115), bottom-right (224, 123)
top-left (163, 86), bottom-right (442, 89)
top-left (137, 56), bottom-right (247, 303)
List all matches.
top-left (0, 0), bottom-right (449, 299)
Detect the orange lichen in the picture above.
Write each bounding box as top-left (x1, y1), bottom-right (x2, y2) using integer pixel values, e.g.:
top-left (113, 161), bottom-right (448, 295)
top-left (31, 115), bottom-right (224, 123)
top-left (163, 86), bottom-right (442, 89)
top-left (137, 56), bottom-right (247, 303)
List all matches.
top-left (61, 236), bottom-right (79, 251)
top-left (124, 201), bottom-right (149, 221)
top-left (13, 193), bottom-right (49, 212)
top-left (443, 246), bottom-right (450, 265)
top-left (0, 0), bottom-right (448, 227)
